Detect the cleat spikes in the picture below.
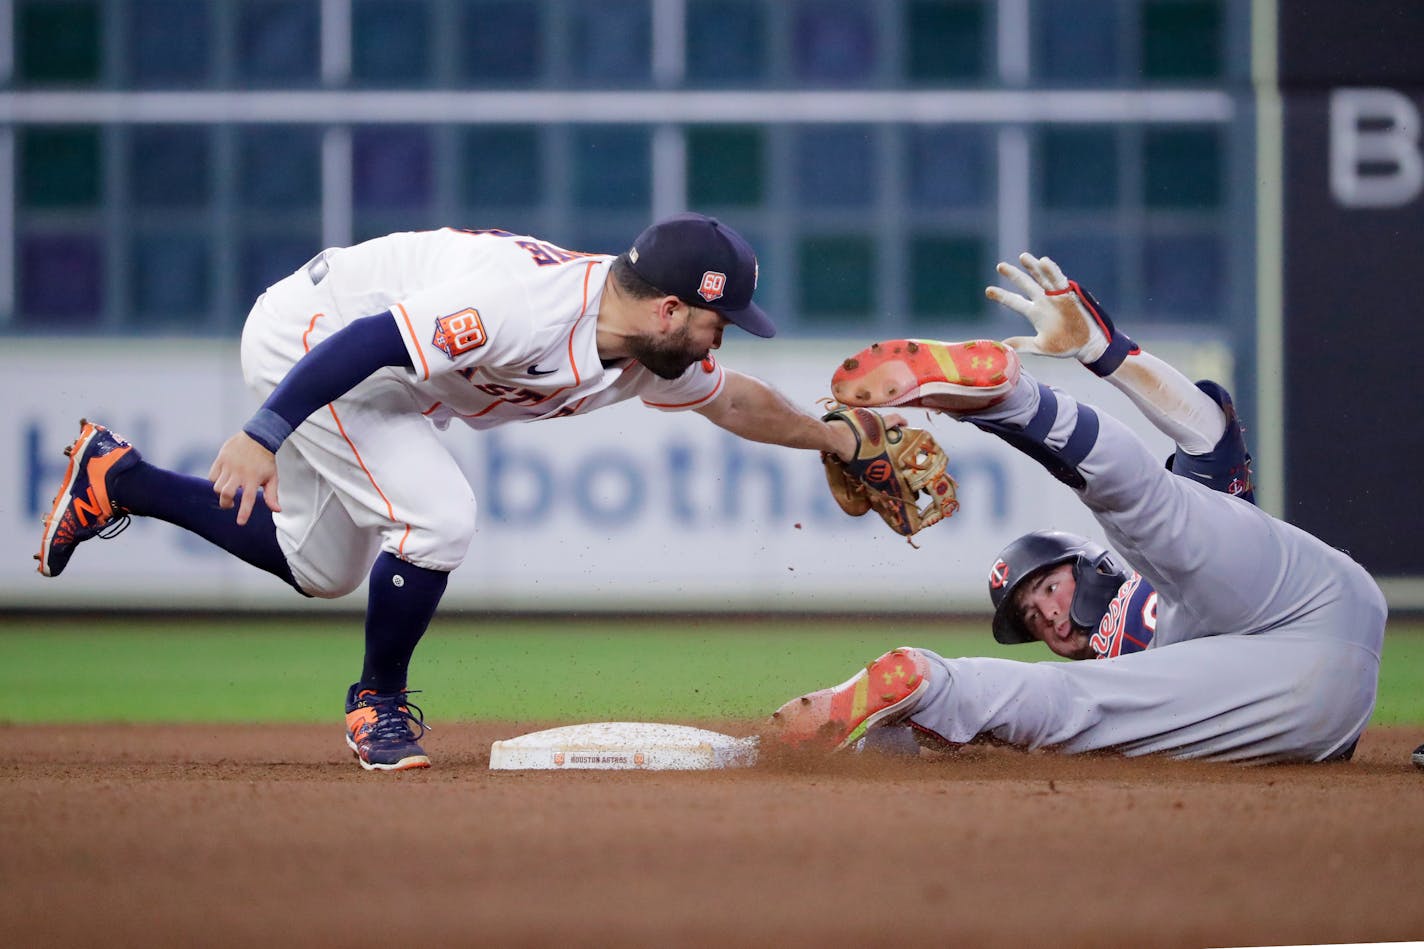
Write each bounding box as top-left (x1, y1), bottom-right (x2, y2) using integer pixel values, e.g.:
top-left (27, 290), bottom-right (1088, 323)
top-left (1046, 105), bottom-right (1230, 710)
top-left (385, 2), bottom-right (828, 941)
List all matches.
top-left (829, 338), bottom-right (1021, 413)
top-left (768, 647), bottom-right (933, 752)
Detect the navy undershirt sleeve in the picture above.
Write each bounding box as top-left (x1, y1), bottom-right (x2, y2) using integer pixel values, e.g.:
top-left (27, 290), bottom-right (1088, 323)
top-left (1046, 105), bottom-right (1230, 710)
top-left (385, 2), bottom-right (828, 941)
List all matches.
top-left (242, 312), bottom-right (414, 452)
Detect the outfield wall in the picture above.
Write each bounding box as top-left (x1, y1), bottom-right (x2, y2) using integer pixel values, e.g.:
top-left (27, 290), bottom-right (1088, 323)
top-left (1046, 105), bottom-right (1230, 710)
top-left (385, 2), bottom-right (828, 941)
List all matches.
top-left (3, 338), bottom-right (1227, 613)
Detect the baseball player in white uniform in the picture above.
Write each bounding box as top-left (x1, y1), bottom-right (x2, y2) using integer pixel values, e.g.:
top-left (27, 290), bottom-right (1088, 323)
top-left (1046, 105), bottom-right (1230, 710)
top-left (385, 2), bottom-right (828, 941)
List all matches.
top-left (38, 213), bottom-right (861, 771)
top-left (769, 254), bottom-right (1387, 764)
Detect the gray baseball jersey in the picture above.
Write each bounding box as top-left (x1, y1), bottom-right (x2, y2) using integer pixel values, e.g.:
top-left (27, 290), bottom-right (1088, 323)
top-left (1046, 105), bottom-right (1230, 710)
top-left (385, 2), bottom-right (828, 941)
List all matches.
top-left (902, 372), bottom-right (1386, 763)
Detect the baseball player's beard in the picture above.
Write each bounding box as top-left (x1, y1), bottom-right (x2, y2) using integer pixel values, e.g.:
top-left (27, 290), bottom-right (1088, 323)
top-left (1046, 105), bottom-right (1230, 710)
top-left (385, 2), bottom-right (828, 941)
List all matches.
top-left (626, 323), bottom-right (706, 380)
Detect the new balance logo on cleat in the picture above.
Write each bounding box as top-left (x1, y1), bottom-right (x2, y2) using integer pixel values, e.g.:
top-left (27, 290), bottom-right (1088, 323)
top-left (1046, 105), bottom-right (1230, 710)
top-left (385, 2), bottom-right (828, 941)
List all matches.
top-left (36, 420), bottom-right (141, 578)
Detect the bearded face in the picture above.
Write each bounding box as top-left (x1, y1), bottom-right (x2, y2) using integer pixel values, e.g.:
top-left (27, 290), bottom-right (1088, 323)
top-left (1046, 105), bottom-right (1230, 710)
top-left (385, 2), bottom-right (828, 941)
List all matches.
top-left (625, 318), bottom-right (707, 380)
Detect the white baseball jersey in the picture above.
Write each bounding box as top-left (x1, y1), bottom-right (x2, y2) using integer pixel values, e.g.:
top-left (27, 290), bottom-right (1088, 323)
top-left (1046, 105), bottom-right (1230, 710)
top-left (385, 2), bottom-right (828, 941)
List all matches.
top-left (897, 373), bottom-right (1386, 763)
top-left (239, 228), bottom-right (725, 594)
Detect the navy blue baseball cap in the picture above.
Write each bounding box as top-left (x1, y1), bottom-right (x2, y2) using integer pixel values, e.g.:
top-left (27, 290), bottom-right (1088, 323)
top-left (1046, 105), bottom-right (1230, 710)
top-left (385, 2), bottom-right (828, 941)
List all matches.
top-left (627, 212), bottom-right (776, 338)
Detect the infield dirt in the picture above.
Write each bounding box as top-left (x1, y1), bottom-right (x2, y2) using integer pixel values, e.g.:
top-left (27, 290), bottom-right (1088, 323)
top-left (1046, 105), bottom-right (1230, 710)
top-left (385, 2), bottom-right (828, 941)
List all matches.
top-left (3, 723), bottom-right (1422, 947)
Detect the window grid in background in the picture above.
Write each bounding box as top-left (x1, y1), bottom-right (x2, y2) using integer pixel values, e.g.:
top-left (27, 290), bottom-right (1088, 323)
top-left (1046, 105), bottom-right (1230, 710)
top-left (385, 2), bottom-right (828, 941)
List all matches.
top-left (5, 0), bottom-right (1237, 335)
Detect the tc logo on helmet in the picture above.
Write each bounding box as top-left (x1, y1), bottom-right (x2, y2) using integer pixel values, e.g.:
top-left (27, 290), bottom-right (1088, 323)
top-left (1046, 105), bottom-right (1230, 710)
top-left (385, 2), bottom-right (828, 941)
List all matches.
top-left (698, 271), bottom-right (726, 302)
top-left (989, 558), bottom-right (1010, 589)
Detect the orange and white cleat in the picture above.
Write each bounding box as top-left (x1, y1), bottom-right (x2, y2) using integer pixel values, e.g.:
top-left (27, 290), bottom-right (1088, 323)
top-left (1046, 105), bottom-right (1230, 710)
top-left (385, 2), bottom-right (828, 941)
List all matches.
top-left (766, 647), bottom-right (932, 752)
top-left (830, 338), bottom-right (1020, 414)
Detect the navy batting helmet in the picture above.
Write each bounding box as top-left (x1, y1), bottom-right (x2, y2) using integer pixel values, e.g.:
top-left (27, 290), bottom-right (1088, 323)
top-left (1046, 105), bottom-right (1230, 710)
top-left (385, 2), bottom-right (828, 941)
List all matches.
top-left (987, 530), bottom-right (1130, 645)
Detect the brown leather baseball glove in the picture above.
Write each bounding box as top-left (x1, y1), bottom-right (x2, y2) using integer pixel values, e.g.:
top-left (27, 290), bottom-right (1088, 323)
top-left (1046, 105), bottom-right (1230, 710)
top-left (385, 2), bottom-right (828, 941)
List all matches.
top-left (821, 405), bottom-right (959, 544)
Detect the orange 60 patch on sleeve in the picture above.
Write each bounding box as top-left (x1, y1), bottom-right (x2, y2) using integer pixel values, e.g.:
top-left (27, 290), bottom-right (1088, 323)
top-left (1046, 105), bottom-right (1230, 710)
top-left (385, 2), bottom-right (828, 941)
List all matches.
top-left (432, 308), bottom-right (487, 358)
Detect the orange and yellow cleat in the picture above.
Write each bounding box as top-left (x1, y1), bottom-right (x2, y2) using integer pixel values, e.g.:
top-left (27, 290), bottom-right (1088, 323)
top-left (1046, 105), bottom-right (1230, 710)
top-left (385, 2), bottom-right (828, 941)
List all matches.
top-left (831, 338), bottom-right (1020, 413)
top-left (766, 647), bottom-right (932, 752)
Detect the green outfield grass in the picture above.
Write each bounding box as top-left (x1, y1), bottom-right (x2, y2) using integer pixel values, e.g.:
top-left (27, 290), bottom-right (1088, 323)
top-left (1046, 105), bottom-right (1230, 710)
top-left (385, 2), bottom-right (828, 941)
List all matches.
top-left (3, 614), bottom-right (1422, 725)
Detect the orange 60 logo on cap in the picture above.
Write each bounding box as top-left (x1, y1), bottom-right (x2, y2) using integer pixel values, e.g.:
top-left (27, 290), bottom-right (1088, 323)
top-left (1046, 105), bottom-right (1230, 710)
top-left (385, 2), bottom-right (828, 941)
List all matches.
top-left (432, 308), bottom-right (487, 358)
top-left (698, 271), bottom-right (726, 303)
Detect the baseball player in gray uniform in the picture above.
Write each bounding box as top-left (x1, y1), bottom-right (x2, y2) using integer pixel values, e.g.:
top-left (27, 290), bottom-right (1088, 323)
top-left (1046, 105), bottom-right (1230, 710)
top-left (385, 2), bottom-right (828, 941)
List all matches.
top-left (770, 254), bottom-right (1386, 764)
top-left (983, 254), bottom-right (1256, 663)
top-left (37, 214), bottom-right (861, 772)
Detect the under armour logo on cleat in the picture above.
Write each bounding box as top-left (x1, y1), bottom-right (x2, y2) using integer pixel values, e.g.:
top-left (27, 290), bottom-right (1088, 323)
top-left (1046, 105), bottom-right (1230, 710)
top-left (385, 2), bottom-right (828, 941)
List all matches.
top-left (881, 664), bottom-right (907, 685)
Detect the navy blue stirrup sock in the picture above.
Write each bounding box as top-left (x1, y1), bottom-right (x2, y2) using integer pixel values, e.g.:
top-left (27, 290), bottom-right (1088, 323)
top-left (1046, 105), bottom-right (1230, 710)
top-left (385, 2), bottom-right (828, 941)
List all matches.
top-left (360, 551), bottom-right (449, 694)
top-left (110, 460), bottom-right (301, 591)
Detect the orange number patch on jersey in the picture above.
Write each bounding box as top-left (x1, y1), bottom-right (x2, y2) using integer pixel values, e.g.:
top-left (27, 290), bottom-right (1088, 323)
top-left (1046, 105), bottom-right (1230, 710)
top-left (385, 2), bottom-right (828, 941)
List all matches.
top-left (432, 309), bottom-right (488, 358)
